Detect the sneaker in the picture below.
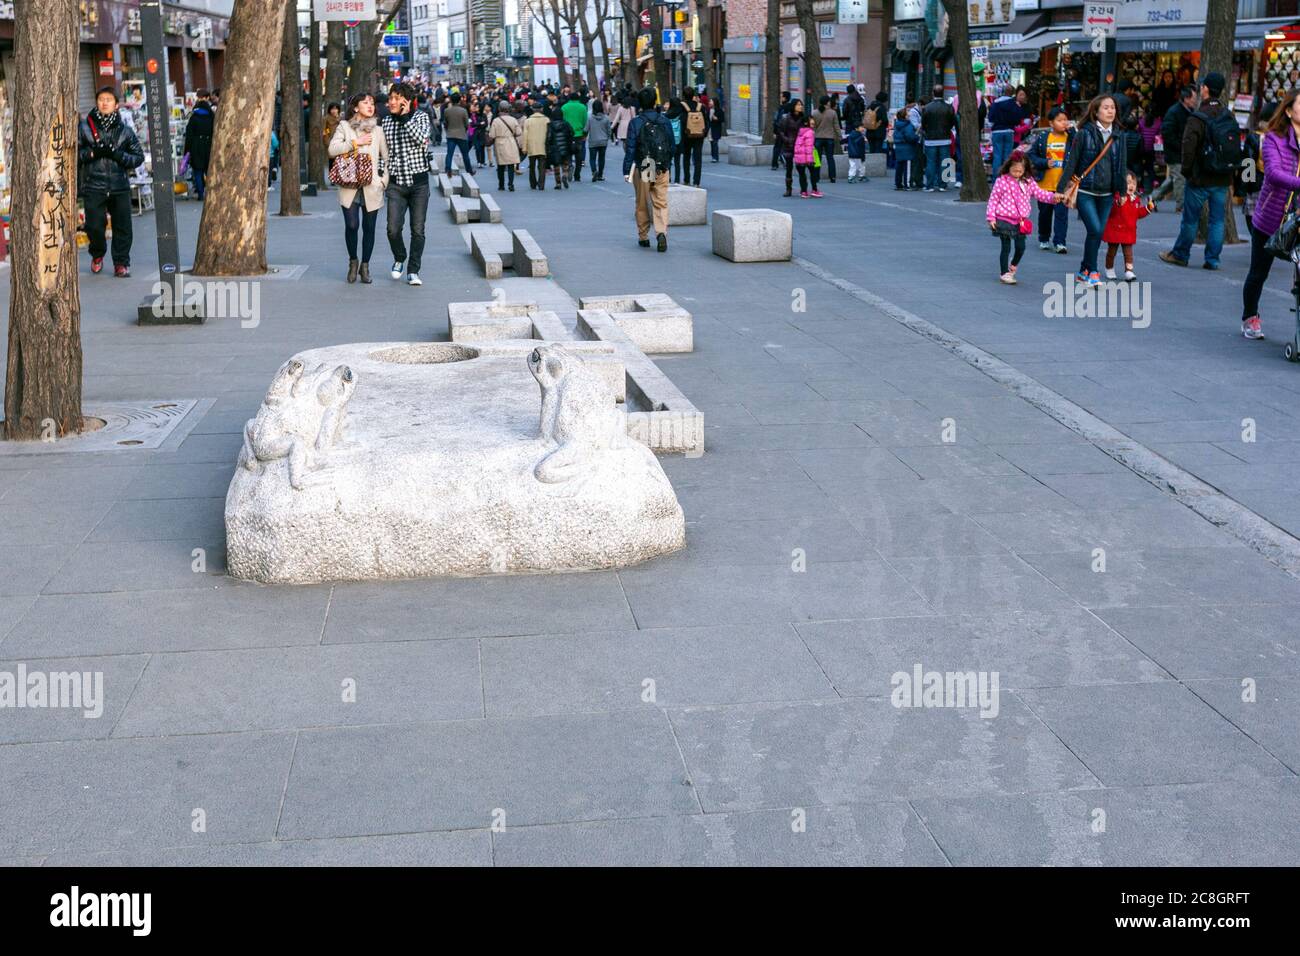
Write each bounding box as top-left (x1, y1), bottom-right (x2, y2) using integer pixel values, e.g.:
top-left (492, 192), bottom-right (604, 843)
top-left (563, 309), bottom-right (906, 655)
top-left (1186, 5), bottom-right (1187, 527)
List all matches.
top-left (1087, 272), bottom-right (1102, 287)
top-left (1009, 264), bottom-right (1018, 277)
top-left (91, 256), bottom-right (104, 274)
top-left (656, 233), bottom-right (667, 253)
top-left (1055, 244), bottom-right (1068, 254)
top-left (390, 261), bottom-right (404, 279)
top-left (406, 273), bottom-right (422, 286)
top-left (923, 187), bottom-right (935, 192)
top-left (938, 186), bottom-right (948, 192)
top-left (1243, 316), bottom-right (1265, 340)
top-left (800, 191), bottom-right (809, 198)
top-left (1074, 270), bottom-right (1089, 283)
top-left (1104, 267), bottom-right (1117, 280)
top-left (809, 189), bottom-right (823, 197)
top-left (1202, 262), bottom-right (1220, 271)
top-left (114, 264), bottom-right (130, 278)
top-left (1159, 250), bottom-right (1188, 267)
top-left (1038, 241), bottom-right (1052, 251)
top-left (1123, 269), bottom-right (1137, 282)
top-left (999, 272), bottom-right (1017, 284)
top-left (638, 238), bottom-right (650, 248)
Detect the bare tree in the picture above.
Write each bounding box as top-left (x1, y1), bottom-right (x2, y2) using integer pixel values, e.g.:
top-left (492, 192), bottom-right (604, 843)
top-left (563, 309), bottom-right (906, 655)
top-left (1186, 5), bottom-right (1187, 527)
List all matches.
top-left (1199, 0), bottom-right (1241, 243)
top-left (278, 0), bottom-right (302, 215)
top-left (696, 0), bottom-right (715, 96)
top-left (649, 4), bottom-right (669, 101)
top-left (324, 20), bottom-right (345, 105)
top-left (4, 0), bottom-right (82, 440)
top-left (792, 0), bottom-right (825, 106)
top-left (307, 14), bottom-right (325, 187)
top-left (347, 0), bottom-right (404, 95)
top-left (577, 1), bottom-right (600, 89)
top-left (942, 0), bottom-right (989, 201)
top-left (531, 1), bottom-right (569, 85)
top-left (593, 0), bottom-right (613, 84)
top-left (762, 0), bottom-right (780, 146)
top-left (193, 0), bottom-right (289, 276)
top-left (617, 0), bottom-right (640, 88)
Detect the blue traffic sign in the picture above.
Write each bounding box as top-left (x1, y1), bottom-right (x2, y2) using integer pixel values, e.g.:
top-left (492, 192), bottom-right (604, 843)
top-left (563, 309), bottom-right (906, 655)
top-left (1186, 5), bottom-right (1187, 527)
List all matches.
top-left (382, 32), bottom-right (410, 47)
top-left (662, 28), bottom-right (684, 49)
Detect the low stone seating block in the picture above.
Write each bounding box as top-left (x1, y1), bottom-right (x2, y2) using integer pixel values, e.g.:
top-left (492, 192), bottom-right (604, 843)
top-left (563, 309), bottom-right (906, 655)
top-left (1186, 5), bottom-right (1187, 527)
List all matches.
top-left (577, 293), bottom-right (693, 354)
top-left (438, 173), bottom-right (462, 198)
top-left (718, 133), bottom-right (760, 156)
top-left (448, 299), bottom-right (538, 342)
top-left (863, 153), bottom-right (888, 178)
top-left (728, 143), bottom-right (766, 166)
top-left (480, 193), bottom-right (502, 223)
top-left (470, 230), bottom-right (509, 279)
top-left (712, 208), bottom-right (793, 263)
top-left (511, 230), bottom-right (548, 278)
top-left (458, 172), bottom-right (481, 198)
top-left (666, 184), bottom-right (707, 226)
top-left (448, 194), bottom-right (477, 224)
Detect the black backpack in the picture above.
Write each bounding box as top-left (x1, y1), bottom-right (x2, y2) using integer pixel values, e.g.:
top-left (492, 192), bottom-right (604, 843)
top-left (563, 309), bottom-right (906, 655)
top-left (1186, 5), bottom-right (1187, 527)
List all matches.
top-left (636, 115), bottom-right (675, 173)
top-left (1192, 107), bottom-right (1243, 176)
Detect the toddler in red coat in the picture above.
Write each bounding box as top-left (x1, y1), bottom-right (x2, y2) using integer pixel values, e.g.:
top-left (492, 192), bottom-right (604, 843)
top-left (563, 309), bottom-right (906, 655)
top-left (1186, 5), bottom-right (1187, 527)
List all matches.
top-left (1103, 170), bottom-right (1156, 281)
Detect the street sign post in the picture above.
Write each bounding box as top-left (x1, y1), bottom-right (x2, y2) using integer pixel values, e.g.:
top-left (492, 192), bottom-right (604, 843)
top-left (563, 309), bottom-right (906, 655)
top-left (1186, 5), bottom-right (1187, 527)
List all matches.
top-left (1083, 2), bottom-right (1118, 91)
top-left (662, 29), bottom-right (684, 51)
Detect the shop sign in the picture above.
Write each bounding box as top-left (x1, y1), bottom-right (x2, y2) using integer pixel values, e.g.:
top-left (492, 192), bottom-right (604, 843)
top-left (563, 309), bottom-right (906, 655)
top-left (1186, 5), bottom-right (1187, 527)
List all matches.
top-left (98, 60), bottom-right (115, 77)
top-left (1115, 0), bottom-right (1207, 26)
top-left (737, 84), bottom-right (751, 99)
top-left (0, 1), bottom-right (13, 19)
top-left (895, 25), bottom-right (923, 50)
top-left (838, 0), bottom-right (868, 24)
top-left (969, 1), bottom-right (1014, 28)
top-left (314, 0), bottom-right (377, 19)
top-left (1084, 3), bottom-right (1118, 37)
top-left (894, 0), bottom-right (925, 21)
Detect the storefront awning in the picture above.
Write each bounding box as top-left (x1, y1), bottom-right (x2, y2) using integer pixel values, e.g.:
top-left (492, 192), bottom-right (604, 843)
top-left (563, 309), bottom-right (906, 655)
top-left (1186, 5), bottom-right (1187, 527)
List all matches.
top-left (990, 17), bottom-right (1298, 62)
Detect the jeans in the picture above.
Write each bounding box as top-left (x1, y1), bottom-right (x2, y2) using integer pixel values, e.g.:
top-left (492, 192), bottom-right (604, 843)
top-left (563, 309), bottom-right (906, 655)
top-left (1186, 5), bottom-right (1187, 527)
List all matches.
top-left (682, 137), bottom-right (703, 185)
top-left (497, 162), bottom-right (515, 190)
top-left (82, 189), bottom-right (133, 266)
top-left (191, 166), bottom-right (206, 199)
top-left (385, 177), bottom-right (430, 275)
top-left (814, 137), bottom-right (836, 181)
top-left (1242, 224), bottom-right (1277, 321)
top-left (445, 137), bottom-right (473, 174)
top-left (1074, 191), bottom-right (1113, 275)
top-left (529, 155), bottom-right (545, 188)
top-left (1152, 162), bottom-right (1184, 206)
top-left (589, 144), bottom-right (606, 179)
top-left (1037, 199), bottom-right (1068, 246)
top-left (991, 129), bottom-right (1014, 174)
top-left (999, 232), bottom-right (1026, 274)
top-left (895, 159), bottom-right (912, 188)
top-left (710, 135), bottom-right (720, 162)
top-left (867, 132), bottom-right (886, 154)
top-left (795, 163), bottom-right (820, 193)
top-left (343, 194), bottom-right (377, 262)
top-left (571, 138), bottom-right (585, 177)
top-left (1172, 184), bottom-right (1228, 266)
top-left (924, 144), bottom-right (947, 189)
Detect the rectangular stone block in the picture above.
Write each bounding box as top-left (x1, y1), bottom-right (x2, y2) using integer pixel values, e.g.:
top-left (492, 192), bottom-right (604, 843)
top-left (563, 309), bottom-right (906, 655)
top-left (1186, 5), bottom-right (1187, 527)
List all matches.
top-left (667, 184), bottom-right (707, 226)
top-left (717, 134), bottom-right (759, 156)
top-left (712, 208), bottom-right (793, 263)
top-left (449, 194), bottom-right (477, 224)
top-left (728, 143), bottom-right (767, 166)
top-left (512, 229), bottom-right (548, 278)
top-left (480, 193), bottom-right (502, 223)
top-left (577, 293), bottom-right (693, 354)
top-left (458, 172), bottom-right (481, 198)
top-left (448, 300), bottom-right (539, 342)
top-left (438, 173), bottom-right (462, 198)
top-left (470, 231), bottom-right (504, 278)
top-left (863, 153), bottom-right (888, 178)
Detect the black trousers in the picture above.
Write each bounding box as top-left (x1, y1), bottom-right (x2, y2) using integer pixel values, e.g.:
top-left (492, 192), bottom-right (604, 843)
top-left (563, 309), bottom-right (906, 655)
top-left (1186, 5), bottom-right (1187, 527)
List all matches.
top-left (385, 178), bottom-right (430, 275)
top-left (343, 194), bottom-right (378, 262)
top-left (682, 138), bottom-right (704, 186)
top-left (588, 145), bottom-right (606, 178)
top-left (83, 189), bottom-right (133, 266)
top-left (1242, 224), bottom-right (1277, 321)
top-left (529, 155), bottom-right (545, 188)
top-left (497, 163), bottom-right (515, 190)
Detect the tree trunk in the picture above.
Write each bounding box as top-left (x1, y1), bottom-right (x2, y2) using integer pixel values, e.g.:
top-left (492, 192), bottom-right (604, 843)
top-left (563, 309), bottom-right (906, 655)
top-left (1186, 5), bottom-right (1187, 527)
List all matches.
top-left (278, 0), bottom-right (303, 216)
top-left (697, 0), bottom-right (714, 96)
top-left (763, 0), bottom-right (780, 145)
top-left (4, 0), bottom-right (82, 441)
top-left (307, 15), bottom-right (325, 187)
top-left (347, 2), bottom-right (402, 96)
top-left (650, 5), bottom-right (669, 101)
top-left (193, 0), bottom-right (288, 276)
top-left (579, 16), bottom-right (599, 90)
top-left (325, 20), bottom-right (345, 106)
top-left (943, 0), bottom-right (989, 202)
top-left (793, 0), bottom-right (825, 107)
top-left (619, 1), bottom-right (638, 88)
top-left (1198, 0), bottom-right (1242, 244)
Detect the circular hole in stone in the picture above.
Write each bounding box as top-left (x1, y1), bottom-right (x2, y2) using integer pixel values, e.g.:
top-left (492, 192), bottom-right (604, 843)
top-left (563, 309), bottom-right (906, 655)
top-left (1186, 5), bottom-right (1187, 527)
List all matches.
top-left (153, 403), bottom-right (178, 409)
top-left (369, 344), bottom-right (480, 364)
top-left (80, 417), bottom-right (107, 434)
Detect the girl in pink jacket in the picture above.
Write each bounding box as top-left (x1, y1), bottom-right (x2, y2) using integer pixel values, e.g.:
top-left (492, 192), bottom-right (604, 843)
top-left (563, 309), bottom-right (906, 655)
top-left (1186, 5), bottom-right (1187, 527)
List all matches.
top-left (986, 152), bottom-right (1059, 284)
top-left (793, 119), bottom-right (822, 198)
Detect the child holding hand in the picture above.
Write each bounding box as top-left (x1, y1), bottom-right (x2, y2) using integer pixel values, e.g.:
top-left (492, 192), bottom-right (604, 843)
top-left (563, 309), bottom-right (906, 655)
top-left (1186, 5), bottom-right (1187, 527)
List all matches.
top-left (985, 153), bottom-right (1060, 284)
top-left (1102, 170), bottom-right (1156, 281)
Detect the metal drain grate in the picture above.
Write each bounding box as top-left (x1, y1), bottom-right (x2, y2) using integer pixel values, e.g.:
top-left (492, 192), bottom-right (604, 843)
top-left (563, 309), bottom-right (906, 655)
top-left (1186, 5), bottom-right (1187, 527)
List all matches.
top-left (0, 399), bottom-right (206, 455)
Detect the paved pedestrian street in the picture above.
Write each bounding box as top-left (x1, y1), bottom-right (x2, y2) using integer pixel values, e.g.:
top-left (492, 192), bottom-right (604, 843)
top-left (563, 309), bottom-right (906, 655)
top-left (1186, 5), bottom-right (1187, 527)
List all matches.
top-left (2, 153), bottom-right (1298, 868)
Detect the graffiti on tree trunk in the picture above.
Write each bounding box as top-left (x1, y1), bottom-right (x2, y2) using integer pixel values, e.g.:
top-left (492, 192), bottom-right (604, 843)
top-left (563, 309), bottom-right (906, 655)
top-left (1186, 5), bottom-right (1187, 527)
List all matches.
top-left (37, 98), bottom-right (74, 293)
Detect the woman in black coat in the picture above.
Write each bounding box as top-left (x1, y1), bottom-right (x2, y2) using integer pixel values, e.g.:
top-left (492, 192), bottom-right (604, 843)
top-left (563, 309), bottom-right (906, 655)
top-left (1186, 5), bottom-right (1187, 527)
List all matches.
top-left (544, 110), bottom-right (573, 189)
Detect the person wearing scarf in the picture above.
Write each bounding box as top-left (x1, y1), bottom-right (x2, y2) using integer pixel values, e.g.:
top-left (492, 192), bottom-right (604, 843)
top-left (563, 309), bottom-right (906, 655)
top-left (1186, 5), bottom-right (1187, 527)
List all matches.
top-left (77, 86), bottom-right (145, 277)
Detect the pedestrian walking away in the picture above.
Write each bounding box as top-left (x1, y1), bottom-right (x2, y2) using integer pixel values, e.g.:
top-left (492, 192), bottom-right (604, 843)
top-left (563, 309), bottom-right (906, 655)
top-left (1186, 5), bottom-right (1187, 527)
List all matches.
top-left (182, 91), bottom-right (214, 200)
top-left (585, 99), bottom-right (612, 181)
top-left (524, 104), bottom-right (549, 189)
top-left (380, 82), bottom-right (433, 286)
top-left (623, 87), bottom-right (674, 251)
top-left (1152, 85), bottom-right (1197, 208)
top-left (921, 86), bottom-right (956, 191)
top-left (78, 86), bottom-right (144, 277)
top-left (986, 153), bottom-right (1060, 284)
top-left (489, 106), bottom-right (523, 191)
top-left (441, 91), bottom-right (474, 175)
top-left (892, 109), bottom-right (918, 189)
top-left (545, 107), bottom-right (574, 189)
top-left (561, 92), bottom-right (588, 182)
top-left (813, 95), bottom-right (841, 184)
top-left (708, 97), bottom-right (726, 163)
top-left (681, 89), bottom-right (707, 186)
top-left (329, 92), bottom-right (390, 284)
top-left (1160, 72), bottom-right (1237, 272)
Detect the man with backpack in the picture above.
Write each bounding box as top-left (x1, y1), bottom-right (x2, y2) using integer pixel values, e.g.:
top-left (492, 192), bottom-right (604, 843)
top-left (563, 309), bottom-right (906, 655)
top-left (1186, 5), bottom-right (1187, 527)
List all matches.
top-left (865, 91), bottom-right (888, 154)
top-left (623, 87), bottom-right (675, 252)
top-left (681, 89), bottom-right (707, 187)
top-left (1160, 72), bottom-right (1237, 271)
top-left (1152, 85), bottom-right (1197, 210)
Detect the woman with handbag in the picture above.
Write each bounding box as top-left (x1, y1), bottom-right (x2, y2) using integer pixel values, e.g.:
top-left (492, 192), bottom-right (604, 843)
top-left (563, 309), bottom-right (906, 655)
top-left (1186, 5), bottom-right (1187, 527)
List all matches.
top-left (1242, 90), bottom-right (1300, 341)
top-left (328, 92), bottom-right (389, 284)
top-left (986, 152), bottom-right (1060, 284)
top-left (1056, 94), bottom-right (1126, 287)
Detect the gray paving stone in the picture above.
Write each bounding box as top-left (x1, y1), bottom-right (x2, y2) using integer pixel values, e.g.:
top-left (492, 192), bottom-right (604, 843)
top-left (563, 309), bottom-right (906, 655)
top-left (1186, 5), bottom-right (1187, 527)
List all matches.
top-left (1096, 604), bottom-right (1300, 680)
top-left (0, 595), bottom-right (36, 643)
top-left (984, 441), bottom-right (1131, 476)
top-left (662, 516), bottom-right (875, 567)
top-left (482, 623), bottom-right (836, 717)
top-left (701, 423), bottom-right (877, 452)
top-left (492, 803), bottom-right (948, 866)
top-left (619, 559), bottom-right (933, 628)
top-left (0, 500), bottom-right (114, 546)
top-left (113, 641), bottom-right (482, 736)
top-left (788, 446), bottom-right (918, 482)
top-left (673, 478), bottom-right (835, 523)
top-left (87, 497), bottom-right (225, 542)
top-left (41, 539), bottom-right (227, 594)
top-left (0, 731), bottom-right (295, 856)
top-left (1186, 678), bottom-right (1300, 772)
top-left (0, 466), bottom-right (145, 505)
top-left (887, 553), bottom-right (1077, 614)
top-left (324, 573), bottom-right (636, 643)
top-left (797, 609), bottom-right (1168, 696)
top-left (1017, 681), bottom-right (1292, 787)
top-left (970, 501), bottom-right (1239, 553)
top-left (0, 653), bottom-right (147, 744)
top-left (913, 778), bottom-right (1300, 865)
top-left (0, 585), bottom-right (331, 657)
top-left (887, 445), bottom-right (1022, 479)
top-left (0, 545), bottom-right (74, 596)
top-left (669, 696), bottom-right (1098, 812)
top-left (1038, 472), bottom-right (1172, 509)
top-left (278, 709), bottom-right (696, 838)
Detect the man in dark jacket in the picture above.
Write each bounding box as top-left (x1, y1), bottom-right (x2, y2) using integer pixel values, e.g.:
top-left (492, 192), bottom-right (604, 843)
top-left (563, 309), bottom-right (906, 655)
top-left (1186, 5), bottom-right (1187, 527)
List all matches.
top-left (78, 86), bottom-right (145, 277)
top-left (623, 87), bottom-right (675, 251)
top-left (864, 90), bottom-right (888, 154)
top-left (182, 92), bottom-right (215, 200)
top-left (1152, 85), bottom-right (1197, 209)
top-left (1162, 72), bottom-right (1235, 270)
top-left (770, 91), bottom-right (791, 169)
top-left (841, 84), bottom-right (865, 132)
top-left (920, 85), bottom-right (957, 191)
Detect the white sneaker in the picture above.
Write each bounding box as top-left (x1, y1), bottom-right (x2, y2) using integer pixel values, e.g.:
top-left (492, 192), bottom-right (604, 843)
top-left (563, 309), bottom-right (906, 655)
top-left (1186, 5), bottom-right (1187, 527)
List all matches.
top-left (1104, 267), bottom-right (1117, 280)
top-left (999, 272), bottom-right (1017, 285)
top-left (390, 261), bottom-right (404, 280)
top-left (1039, 241), bottom-right (1052, 251)
top-left (406, 273), bottom-right (422, 286)
top-left (1123, 269), bottom-right (1137, 282)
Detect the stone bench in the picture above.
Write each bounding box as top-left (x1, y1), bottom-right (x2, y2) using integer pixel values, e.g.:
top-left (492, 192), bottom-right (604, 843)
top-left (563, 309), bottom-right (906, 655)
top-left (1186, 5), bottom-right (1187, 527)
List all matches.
top-left (864, 153), bottom-right (888, 178)
top-left (667, 184), bottom-right (707, 226)
top-left (449, 193), bottom-right (502, 224)
top-left (717, 133), bottom-right (761, 156)
top-left (511, 229), bottom-right (548, 278)
top-left (577, 293), bottom-right (693, 354)
top-left (728, 143), bottom-right (767, 166)
top-left (470, 228), bottom-right (512, 279)
top-left (712, 208), bottom-right (793, 263)
top-left (458, 171), bottom-right (481, 199)
top-left (437, 173), bottom-right (462, 198)
top-left (448, 299), bottom-right (538, 342)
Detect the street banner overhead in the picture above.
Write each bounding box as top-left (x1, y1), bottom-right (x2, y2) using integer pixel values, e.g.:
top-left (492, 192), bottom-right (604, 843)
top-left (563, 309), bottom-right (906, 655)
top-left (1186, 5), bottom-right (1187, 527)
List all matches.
top-left (314, 0), bottom-right (377, 20)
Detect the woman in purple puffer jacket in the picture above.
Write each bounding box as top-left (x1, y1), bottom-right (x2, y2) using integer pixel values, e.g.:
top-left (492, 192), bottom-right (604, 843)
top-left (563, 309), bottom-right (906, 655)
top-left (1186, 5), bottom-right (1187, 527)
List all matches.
top-left (1243, 91), bottom-right (1300, 341)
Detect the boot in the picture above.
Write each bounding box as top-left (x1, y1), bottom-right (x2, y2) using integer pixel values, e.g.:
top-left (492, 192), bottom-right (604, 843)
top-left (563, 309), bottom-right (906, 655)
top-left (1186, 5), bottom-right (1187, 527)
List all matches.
top-left (347, 258), bottom-right (359, 284)
top-left (358, 262), bottom-right (371, 284)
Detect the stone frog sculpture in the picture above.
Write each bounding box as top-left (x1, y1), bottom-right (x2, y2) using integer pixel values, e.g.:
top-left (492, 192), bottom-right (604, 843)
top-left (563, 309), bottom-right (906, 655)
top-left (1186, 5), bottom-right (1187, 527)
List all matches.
top-left (528, 344), bottom-right (624, 483)
top-left (239, 359), bottom-right (357, 490)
